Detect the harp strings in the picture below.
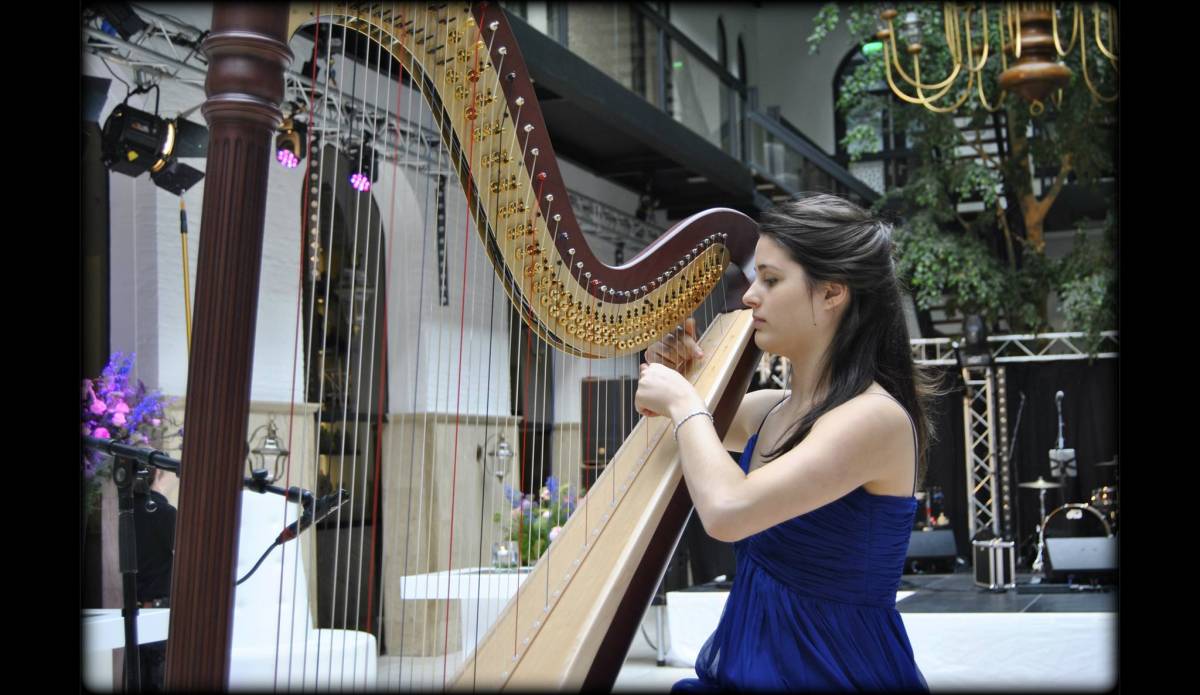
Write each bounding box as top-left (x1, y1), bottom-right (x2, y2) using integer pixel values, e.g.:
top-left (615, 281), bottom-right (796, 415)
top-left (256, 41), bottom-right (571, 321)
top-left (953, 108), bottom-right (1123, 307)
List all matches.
top-left (275, 5), bottom-right (738, 690)
top-left (277, 5), bottom-right (331, 689)
top-left (396, 4), bottom-right (442, 687)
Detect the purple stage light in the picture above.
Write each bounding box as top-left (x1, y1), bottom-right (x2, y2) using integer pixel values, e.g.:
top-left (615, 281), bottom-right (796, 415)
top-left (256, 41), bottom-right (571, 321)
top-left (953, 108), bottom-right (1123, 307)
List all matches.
top-left (349, 171), bottom-right (371, 192)
top-left (277, 148), bottom-right (300, 169)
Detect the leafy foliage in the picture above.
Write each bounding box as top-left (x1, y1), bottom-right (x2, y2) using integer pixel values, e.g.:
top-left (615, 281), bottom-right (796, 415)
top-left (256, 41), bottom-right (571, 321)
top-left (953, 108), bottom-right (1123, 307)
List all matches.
top-left (811, 3), bottom-right (1117, 344)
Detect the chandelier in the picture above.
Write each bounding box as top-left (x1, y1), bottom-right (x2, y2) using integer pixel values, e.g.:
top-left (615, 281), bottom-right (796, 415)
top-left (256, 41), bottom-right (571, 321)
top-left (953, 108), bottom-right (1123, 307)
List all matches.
top-left (874, 2), bottom-right (1118, 115)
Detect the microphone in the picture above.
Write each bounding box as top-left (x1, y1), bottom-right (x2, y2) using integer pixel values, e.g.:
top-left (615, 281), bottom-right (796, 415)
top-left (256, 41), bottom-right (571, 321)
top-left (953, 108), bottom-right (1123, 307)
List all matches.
top-left (1055, 391), bottom-right (1065, 449)
top-left (83, 435), bottom-right (179, 473)
top-left (275, 489), bottom-right (350, 544)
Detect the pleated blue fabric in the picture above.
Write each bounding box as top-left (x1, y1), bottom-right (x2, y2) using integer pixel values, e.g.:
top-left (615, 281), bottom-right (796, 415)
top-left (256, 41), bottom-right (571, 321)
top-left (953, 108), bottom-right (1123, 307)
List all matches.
top-left (673, 426), bottom-right (928, 693)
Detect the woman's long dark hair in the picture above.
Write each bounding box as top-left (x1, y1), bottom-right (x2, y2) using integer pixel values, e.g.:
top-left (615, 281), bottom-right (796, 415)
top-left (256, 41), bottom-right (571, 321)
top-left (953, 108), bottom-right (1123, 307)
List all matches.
top-left (757, 194), bottom-right (942, 487)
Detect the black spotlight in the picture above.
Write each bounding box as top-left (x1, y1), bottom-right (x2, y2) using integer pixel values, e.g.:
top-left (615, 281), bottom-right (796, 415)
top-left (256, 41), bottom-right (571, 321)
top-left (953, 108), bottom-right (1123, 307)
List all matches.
top-left (957, 314), bottom-right (992, 367)
top-left (276, 117), bottom-right (307, 169)
top-left (349, 145), bottom-right (378, 193)
top-left (101, 104), bottom-right (208, 194)
top-left (94, 2), bottom-right (149, 41)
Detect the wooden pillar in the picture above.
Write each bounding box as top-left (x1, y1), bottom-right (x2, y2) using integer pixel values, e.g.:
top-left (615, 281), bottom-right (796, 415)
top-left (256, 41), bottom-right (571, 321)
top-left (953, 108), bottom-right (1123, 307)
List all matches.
top-left (164, 6), bottom-right (291, 689)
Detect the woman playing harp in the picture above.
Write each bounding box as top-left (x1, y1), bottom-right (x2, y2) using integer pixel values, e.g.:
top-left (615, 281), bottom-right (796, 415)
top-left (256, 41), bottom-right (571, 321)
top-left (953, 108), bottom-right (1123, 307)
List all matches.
top-left (637, 194), bottom-right (936, 692)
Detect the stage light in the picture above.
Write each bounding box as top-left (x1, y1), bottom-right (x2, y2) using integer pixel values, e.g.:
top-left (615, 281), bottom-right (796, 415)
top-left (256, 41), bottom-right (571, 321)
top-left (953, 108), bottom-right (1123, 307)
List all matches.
top-left (349, 171), bottom-right (371, 193)
top-left (101, 103), bottom-right (208, 195)
top-left (348, 145), bottom-right (378, 193)
top-left (276, 117), bottom-right (306, 169)
top-left (964, 315), bottom-right (988, 353)
top-left (955, 314), bottom-right (993, 368)
top-left (94, 2), bottom-right (148, 40)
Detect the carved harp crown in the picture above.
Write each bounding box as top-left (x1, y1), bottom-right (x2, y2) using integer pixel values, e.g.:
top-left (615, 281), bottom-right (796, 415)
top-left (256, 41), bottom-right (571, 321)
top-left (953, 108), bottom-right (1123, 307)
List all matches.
top-left (167, 2), bottom-right (761, 691)
top-left (284, 2), bottom-right (758, 358)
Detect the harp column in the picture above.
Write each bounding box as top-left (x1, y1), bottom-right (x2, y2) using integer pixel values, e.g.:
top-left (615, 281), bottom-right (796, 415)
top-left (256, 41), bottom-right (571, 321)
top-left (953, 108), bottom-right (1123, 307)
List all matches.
top-left (164, 6), bottom-right (291, 690)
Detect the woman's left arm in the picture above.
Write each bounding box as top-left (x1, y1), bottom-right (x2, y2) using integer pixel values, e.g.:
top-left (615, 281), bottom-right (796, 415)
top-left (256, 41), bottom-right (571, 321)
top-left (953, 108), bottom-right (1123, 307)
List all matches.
top-left (637, 363), bottom-right (910, 542)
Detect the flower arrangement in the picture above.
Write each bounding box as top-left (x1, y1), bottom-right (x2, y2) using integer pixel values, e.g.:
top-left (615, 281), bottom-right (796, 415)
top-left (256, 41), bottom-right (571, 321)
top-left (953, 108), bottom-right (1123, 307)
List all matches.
top-left (494, 476), bottom-right (582, 566)
top-left (81, 352), bottom-right (180, 515)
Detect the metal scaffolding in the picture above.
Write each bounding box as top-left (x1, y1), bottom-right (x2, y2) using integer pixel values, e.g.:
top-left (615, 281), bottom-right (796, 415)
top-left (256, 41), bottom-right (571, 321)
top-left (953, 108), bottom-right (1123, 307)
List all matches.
top-left (914, 332), bottom-right (1118, 543)
top-left (762, 331), bottom-right (1118, 544)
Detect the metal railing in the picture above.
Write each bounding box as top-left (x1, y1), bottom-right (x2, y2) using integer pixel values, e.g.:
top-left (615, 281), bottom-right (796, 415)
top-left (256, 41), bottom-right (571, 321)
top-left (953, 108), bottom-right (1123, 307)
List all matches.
top-left (515, 2), bottom-right (876, 207)
top-left (89, 3), bottom-right (876, 212)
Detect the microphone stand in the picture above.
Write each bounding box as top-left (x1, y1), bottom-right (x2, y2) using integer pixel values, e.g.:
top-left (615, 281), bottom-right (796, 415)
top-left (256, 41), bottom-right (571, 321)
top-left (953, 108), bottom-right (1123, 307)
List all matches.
top-left (85, 436), bottom-right (181, 692)
top-left (1006, 393), bottom-right (1027, 561)
top-left (112, 450), bottom-right (144, 691)
top-left (82, 436), bottom-right (320, 691)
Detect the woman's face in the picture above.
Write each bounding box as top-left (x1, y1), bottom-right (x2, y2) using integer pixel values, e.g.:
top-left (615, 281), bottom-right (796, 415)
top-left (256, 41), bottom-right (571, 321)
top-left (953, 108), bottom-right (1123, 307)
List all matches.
top-left (741, 235), bottom-right (824, 356)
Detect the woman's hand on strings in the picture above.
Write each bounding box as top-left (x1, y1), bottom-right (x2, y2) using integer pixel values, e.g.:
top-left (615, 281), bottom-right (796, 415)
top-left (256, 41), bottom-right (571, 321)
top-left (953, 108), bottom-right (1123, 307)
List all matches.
top-left (643, 318), bottom-right (703, 373)
top-left (636, 362), bottom-right (704, 420)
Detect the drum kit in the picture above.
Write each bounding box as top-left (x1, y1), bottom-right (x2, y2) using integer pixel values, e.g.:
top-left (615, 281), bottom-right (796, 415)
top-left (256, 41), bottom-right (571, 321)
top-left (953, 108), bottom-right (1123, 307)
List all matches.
top-left (1019, 456), bottom-right (1119, 579)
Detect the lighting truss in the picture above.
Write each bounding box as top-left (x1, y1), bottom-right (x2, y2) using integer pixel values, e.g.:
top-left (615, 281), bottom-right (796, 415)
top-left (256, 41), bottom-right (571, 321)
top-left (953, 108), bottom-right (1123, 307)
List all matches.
top-left (911, 331), bottom-right (1119, 366)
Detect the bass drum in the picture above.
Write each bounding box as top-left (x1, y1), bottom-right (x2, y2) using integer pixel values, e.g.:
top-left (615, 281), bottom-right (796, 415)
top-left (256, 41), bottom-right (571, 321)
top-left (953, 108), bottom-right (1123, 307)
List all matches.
top-left (1042, 503), bottom-right (1112, 538)
top-left (1090, 485), bottom-right (1119, 532)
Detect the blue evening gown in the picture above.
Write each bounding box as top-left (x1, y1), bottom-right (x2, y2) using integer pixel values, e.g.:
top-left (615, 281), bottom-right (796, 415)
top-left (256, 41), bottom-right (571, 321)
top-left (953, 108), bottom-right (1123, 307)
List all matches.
top-left (673, 396), bottom-right (929, 692)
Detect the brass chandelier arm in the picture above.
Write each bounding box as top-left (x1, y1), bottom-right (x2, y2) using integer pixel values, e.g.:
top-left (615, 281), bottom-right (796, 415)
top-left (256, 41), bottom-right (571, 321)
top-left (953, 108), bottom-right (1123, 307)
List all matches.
top-left (1051, 2), bottom-right (1080, 56)
top-left (1009, 5), bottom-right (1021, 59)
top-left (963, 5), bottom-right (990, 75)
top-left (974, 69), bottom-right (1007, 113)
top-left (913, 53), bottom-right (975, 113)
top-left (882, 39), bottom-right (961, 106)
top-left (1081, 17), bottom-right (1118, 103)
top-left (944, 3), bottom-right (962, 65)
top-left (883, 14), bottom-right (963, 92)
top-left (965, 3), bottom-right (1006, 113)
top-left (1093, 3), bottom-right (1118, 63)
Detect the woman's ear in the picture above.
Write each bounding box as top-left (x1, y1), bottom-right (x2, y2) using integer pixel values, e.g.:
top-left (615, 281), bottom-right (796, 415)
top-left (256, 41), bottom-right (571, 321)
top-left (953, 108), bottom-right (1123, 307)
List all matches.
top-left (824, 281), bottom-right (850, 310)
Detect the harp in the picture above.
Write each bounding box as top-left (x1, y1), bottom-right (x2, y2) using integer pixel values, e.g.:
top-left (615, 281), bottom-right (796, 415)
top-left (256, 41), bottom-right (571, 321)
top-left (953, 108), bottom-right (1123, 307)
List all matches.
top-left (166, 3), bottom-right (761, 689)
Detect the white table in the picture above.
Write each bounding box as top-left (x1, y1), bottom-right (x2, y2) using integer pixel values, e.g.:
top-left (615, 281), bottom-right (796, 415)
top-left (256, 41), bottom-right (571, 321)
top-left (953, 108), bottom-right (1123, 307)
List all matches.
top-left (82, 608), bottom-right (171, 691)
top-left (398, 567), bottom-right (531, 655)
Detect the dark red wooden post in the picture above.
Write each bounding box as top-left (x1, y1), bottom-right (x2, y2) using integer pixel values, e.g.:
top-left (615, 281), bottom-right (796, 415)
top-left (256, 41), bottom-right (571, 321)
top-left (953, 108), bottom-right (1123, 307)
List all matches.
top-left (164, 6), bottom-right (291, 689)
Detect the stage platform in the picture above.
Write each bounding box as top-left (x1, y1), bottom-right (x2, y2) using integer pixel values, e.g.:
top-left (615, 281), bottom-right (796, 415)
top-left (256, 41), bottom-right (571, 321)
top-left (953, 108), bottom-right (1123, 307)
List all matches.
top-left (614, 569), bottom-right (1118, 692)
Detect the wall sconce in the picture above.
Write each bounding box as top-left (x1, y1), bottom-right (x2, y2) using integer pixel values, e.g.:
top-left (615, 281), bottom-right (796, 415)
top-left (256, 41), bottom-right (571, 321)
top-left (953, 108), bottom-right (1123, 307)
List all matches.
top-left (477, 433), bottom-right (515, 482)
top-left (247, 415), bottom-right (290, 484)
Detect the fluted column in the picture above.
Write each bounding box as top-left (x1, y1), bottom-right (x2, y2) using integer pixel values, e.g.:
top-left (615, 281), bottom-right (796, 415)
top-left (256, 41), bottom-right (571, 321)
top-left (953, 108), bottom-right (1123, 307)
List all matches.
top-left (164, 6), bottom-right (291, 690)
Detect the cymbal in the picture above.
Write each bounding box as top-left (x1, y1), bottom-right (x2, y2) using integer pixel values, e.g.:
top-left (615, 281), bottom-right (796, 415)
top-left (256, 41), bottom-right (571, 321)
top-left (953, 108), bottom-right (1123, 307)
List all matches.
top-left (1019, 477), bottom-right (1062, 490)
top-left (1096, 459), bottom-right (1119, 468)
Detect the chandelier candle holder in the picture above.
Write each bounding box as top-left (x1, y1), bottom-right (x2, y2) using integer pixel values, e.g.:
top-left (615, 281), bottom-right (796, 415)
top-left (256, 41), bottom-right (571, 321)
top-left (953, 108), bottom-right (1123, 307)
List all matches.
top-left (875, 2), bottom-right (1117, 115)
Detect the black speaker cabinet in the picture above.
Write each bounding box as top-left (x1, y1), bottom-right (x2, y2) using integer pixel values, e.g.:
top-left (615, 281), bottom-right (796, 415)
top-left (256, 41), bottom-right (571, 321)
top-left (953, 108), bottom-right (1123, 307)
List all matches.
top-left (908, 529), bottom-right (957, 558)
top-left (580, 377), bottom-right (639, 489)
top-left (906, 528), bottom-right (957, 573)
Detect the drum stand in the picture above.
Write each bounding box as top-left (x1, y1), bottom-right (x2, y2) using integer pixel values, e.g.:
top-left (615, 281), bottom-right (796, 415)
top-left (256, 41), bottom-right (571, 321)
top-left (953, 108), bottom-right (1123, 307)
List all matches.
top-left (1030, 487), bottom-right (1050, 582)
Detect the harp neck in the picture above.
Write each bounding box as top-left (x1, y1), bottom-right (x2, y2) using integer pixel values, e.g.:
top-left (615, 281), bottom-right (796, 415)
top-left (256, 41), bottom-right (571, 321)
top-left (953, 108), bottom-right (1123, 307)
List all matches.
top-left (286, 2), bottom-right (757, 357)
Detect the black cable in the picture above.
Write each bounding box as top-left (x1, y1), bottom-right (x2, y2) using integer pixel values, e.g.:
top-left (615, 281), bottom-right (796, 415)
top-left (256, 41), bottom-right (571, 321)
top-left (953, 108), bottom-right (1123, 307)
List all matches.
top-left (100, 58), bottom-right (132, 92)
top-left (178, 29), bottom-right (209, 66)
top-left (640, 623), bottom-right (658, 652)
top-left (236, 540), bottom-right (281, 585)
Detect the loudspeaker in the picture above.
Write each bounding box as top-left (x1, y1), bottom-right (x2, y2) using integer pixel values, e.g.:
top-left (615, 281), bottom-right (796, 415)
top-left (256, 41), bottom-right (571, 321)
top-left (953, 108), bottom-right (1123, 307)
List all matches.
top-left (580, 377), bottom-right (639, 483)
top-left (1046, 535), bottom-right (1118, 585)
top-left (908, 529), bottom-right (957, 558)
top-left (906, 528), bottom-right (957, 573)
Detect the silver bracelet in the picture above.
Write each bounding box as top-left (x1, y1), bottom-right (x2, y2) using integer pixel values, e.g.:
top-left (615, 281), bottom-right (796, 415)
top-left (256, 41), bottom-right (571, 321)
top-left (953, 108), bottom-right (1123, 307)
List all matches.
top-left (673, 409), bottom-right (713, 441)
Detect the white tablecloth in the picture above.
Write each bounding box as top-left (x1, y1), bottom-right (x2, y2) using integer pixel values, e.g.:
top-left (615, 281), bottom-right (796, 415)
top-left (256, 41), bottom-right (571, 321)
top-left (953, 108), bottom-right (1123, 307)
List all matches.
top-left (82, 608), bottom-right (170, 691)
top-left (398, 567), bottom-right (531, 655)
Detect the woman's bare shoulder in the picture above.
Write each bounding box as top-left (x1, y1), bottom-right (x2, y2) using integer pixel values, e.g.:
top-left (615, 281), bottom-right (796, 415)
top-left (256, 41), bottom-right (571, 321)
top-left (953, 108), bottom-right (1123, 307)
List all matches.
top-left (723, 389), bottom-right (789, 451)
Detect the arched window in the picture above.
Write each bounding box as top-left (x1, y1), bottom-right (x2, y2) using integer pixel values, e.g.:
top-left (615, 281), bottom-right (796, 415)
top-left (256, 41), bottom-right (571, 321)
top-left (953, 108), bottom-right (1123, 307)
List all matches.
top-left (832, 46), bottom-right (907, 193)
